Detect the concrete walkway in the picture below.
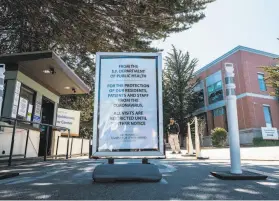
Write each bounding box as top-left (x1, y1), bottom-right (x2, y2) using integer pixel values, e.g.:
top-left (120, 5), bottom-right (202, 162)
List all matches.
top-left (166, 146), bottom-right (279, 161)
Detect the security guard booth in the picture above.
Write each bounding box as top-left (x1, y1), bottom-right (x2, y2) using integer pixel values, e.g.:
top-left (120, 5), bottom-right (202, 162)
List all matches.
top-left (0, 51), bottom-right (90, 159)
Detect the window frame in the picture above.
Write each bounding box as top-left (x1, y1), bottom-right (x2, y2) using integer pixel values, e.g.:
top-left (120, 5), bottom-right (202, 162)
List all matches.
top-left (16, 84), bottom-right (36, 122)
top-left (257, 73), bottom-right (267, 91)
top-left (207, 81), bottom-right (224, 105)
top-left (263, 105), bottom-right (273, 128)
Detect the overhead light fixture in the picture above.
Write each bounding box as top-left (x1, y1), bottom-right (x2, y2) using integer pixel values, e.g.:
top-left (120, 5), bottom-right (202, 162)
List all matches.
top-left (43, 67), bottom-right (56, 74)
top-left (64, 86), bottom-right (70, 90)
top-left (43, 69), bottom-right (51, 74)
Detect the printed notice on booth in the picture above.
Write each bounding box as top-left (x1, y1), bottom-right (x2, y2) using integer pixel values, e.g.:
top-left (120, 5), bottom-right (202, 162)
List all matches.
top-left (98, 57), bottom-right (158, 151)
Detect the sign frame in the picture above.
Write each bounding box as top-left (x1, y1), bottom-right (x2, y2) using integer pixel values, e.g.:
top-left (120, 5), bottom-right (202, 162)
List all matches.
top-left (92, 52), bottom-right (164, 158)
top-left (261, 127), bottom-right (279, 140)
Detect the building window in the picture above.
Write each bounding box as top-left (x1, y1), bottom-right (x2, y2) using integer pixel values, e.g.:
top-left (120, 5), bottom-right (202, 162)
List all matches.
top-left (263, 105), bottom-right (272, 128)
top-left (213, 107), bottom-right (224, 117)
top-left (207, 80), bottom-right (224, 104)
top-left (17, 85), bottom-right (36, 121)
top-left (196, 90), bottom-right (205, 108)
top-left (257, 73), bottom-right (267, 91)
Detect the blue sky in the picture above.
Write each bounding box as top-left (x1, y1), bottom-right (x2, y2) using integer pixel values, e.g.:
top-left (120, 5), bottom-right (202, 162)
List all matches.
top-left (152, 0), bottom-right (279, 71)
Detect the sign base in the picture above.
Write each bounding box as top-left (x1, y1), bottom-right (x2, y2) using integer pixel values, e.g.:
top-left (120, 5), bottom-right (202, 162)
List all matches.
top-left (210, 171), bottom-right (267, 180)
top-left (92, 163), bottom-right (162, 182)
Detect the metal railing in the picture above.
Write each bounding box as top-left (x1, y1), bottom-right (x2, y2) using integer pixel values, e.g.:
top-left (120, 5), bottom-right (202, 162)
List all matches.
top-left (0, 116), bottom-right (71, 166)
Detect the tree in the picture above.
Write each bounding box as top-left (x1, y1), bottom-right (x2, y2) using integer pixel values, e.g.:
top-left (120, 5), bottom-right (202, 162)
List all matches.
top-left (163, 45), bottom-right (199, 138)
top-left (0, 0), bottom-right (214, 137)
top-left (0, 0), bottom-right (214, 55)
top-left (262, 58), bottom-right (279, 97)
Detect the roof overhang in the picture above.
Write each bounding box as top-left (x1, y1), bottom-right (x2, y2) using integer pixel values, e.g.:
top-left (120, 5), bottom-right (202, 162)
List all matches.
top-left (195, 45), bottom-right (279, 75)
top-left (0, 51), bottom-right (90, 95)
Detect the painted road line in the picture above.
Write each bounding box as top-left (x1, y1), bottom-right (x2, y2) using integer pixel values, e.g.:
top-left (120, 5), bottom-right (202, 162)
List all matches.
top-left (158, 163), bottom-right (177, 173)
top-left (4, 170), bottom-right (68, 185)
top-left (159, 178), bottom-right (168, 184)
top-left (6, 177), bottom-right (36, 185)
top-left (242, 167), bottom-right (279, 180)
top-left (0, 176), bottom-right (24, 185)
top-left (72, 166), bottom-right (97, 178)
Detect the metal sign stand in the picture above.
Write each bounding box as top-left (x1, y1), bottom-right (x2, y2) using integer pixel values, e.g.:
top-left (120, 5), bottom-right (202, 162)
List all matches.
top-left (91, 52), bottom-right (164, 182)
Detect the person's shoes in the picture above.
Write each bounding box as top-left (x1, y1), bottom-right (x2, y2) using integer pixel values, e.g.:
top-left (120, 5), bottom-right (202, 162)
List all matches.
top-left (171, 152), bottom-right (176, 154)
top-left (177, 151), bottom-right (182, 154)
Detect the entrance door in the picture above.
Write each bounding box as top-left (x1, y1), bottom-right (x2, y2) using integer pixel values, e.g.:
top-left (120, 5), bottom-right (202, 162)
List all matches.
top-left (38, 97), bottom-right (55, 156)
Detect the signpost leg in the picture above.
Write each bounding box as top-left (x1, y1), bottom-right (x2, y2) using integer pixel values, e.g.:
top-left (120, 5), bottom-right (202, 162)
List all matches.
top-left (108, 158), bottom-right (114, 164)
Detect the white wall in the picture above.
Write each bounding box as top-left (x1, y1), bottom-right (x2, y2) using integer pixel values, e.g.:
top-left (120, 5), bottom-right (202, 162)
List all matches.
top-left (0, 127), bottom-right (40, 158)
top-left (52, 132), bottom-right (90, 156)
top-left (71, 138), bottom-right (82, 155)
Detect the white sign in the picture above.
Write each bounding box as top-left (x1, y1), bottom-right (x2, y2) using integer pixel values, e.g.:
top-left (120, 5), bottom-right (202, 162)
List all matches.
top-left (261, 127), bottom-right (279, 140)
top-left (33, 94), bottom-right (42, 123)
top-left (11, 81), bottom-right (21, 118)
top-left (18, 97), bottom-right (28, 117)
top-left (92, 52), bottom-right (164, 158)
top-left (56, 108), bottom-right (81, 134)
top-left (27, 104), bottom-right (33, 121)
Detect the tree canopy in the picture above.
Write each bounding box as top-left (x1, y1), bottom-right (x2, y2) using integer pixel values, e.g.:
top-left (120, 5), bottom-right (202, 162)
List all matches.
top-left (262, 58), bottom-right (279, 97)
top-left (163, 45), bottom-right (199, 135)
top-left (0, 0), bottom-right (214, 137)
top-left (0, 0), bottom-right (214, 54)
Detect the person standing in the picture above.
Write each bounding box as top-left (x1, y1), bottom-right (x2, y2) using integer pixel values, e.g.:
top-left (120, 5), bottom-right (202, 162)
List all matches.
top-left (166, 118), bottom-right (181, 154)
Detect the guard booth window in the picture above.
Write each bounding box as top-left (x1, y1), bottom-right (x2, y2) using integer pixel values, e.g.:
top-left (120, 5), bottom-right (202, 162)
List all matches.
top-left (17, 85), bottom-right (36, 122)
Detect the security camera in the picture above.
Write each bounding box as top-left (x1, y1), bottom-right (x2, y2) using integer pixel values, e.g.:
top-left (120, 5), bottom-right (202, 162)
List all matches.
top-left (72, 87), bottom-right (76, 93)
top-left (49, 67), bottom-right (56, 74)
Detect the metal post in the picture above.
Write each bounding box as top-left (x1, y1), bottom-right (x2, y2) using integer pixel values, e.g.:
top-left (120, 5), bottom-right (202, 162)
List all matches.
top-left (81, 137), bottom-right (84, 156)
top-left (55, 136), bottom-right (60, 159)
top-left (225, 63), bottom-right (242, 174)
top-left (44, 126), bottom-right (50, 161)
top-left (195, 117), bottom-right (201, 159)
top-left (187, 122), bottom-right (194, 155)
top-left (89, 135), bottom-right (91, 159)
top-left (66, 129), bottom-right (70, 159)
top-left (8, 119), bottom-right (17, 166)
top-left (24, 130), bottom-right (30, 158)
top-left (70, 137), bottom-right (74, 158)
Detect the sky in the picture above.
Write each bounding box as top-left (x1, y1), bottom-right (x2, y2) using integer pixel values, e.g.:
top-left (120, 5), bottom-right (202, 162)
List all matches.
top-left (152, 0), bottom-right (279, 71)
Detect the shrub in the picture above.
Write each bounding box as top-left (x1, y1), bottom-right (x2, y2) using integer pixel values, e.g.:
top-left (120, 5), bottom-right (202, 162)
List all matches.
top-left (211, 127), bottom-right (227, 147)
top-left (253, 138), bottom-right (279, 147)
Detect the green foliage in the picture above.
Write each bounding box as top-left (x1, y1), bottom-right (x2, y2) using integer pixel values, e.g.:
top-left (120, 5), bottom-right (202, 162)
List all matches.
top-left (211, 127), bottom-right (227, 147)
top-left (0, 0), bottom-right (214, 55)
top-left (262, 58), bottom-right (279, 97)
top-left (0, 0), bottom-right (214, 138)
top-left (163, 45), bottom-right (199, 135)
top-left (253, 138), bottom-right (279, 147)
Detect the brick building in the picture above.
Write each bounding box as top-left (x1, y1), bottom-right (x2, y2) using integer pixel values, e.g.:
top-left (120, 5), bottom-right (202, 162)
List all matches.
top-left (193, 46), bottom-right (279, 145)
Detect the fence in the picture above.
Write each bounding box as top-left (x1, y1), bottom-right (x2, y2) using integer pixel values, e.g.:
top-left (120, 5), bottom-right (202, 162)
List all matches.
top-left (0, 116), bottom-right (89, 166)
top-left (53, 136), bottom-right (90, 158)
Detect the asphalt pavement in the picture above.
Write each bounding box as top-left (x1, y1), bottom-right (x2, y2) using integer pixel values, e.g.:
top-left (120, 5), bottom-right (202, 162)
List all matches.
top-left (0, 157), bottom-right (279, 200)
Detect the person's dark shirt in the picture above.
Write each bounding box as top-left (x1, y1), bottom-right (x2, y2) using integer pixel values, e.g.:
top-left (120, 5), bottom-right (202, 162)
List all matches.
top-left (167, 122), bottom-right (180, 134)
